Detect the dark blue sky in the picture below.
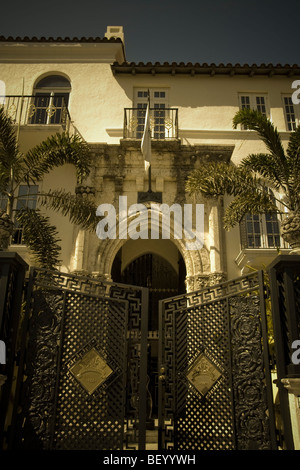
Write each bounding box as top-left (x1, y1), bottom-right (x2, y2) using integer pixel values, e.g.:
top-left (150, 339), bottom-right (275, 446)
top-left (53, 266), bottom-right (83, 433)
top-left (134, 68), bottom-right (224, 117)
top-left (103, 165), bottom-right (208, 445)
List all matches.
top-left (0, 0), bottom-right (299, 65)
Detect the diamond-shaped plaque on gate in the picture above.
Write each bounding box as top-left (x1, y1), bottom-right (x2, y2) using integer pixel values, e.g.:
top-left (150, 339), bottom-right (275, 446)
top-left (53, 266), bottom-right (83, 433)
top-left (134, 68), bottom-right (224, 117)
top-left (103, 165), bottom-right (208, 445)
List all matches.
top-left (69, 347), bottom-right (113, 395)
top-left (187, 353), bottom-right (222, 397)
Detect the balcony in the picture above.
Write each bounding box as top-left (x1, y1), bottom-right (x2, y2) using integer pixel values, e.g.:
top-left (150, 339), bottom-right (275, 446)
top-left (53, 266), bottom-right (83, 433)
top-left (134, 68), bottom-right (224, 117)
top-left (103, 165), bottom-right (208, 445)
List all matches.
top-left (2, 95), bottom-right (77, 134)
top-left (124, 107), bottom-right (178, 140)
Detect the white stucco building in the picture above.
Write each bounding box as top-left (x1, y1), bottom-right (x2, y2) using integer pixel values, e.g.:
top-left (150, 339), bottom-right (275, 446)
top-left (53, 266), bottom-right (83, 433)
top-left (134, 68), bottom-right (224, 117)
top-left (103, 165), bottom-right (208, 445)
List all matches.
top-left (0, 26), bottom-right (299, 289)
top-left (1, 26), bottom-right (300, 452)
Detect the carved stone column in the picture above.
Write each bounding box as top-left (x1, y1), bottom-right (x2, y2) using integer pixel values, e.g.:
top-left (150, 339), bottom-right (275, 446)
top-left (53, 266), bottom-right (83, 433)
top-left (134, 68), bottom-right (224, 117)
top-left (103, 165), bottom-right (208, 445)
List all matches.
top-left (186, 272), bottom-right (226, 292)
top-left (281, 211), bottom-right (300, 254)
top-left (208, 199), bottom-right (224, 274)
top-left (71, 185), bottom-right (96, 273)
top-left (91, 271), bottom-right (112, 283)
top-left (192, 274), bottom-right (210, 291)
top-left (281, 378), bottom-right (300, 449)
top-left (0, 211), bottom-right (14, 250)
top-left (75, 185), bottom-right (96, 200)
top-left (208, 272), bottom-right (226, 285)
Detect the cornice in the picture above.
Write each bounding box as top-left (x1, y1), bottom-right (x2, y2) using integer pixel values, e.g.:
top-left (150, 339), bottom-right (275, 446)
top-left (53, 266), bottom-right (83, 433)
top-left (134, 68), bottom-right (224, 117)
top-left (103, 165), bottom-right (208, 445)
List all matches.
top-left (0, 36), bottom-right (126, 63)
top-left (111, 61), bottom-right (300, 77)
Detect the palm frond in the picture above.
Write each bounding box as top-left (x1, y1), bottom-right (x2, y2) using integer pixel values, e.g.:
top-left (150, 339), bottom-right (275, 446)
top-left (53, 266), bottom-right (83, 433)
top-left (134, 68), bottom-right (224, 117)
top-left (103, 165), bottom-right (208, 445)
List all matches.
top-left (233, 108), bottom-right (290, 185)
top-left (38, 188), bottom-right (99, 231)
top-left (286, 124), bottom-right (300, 162)
top-left (240, 153), bottom-right (287, 190)
top-left (0, 107), bottom-right (19, 169)
top-left (186, 162), bottom-right (258, 198)
top-left (16, 208), bottom-right (61, 269)
top-left (186, 109), bottom-right (299, 233)
top-left (0, 168), bottom-right (9, 193)
top-left (21, 132), bottom-right (91, 185)
top-left (286, 125), bottom-right (300, 192)
top-left (223, 191), bottom-right (279, 230)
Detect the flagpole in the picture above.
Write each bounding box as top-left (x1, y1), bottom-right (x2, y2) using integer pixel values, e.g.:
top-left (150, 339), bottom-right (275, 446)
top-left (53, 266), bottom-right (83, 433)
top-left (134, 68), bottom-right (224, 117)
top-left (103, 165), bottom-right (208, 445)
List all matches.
top-left (138, 90), bottom-right (162, 204)
top-left (141, 89), bottom-right (152, 192)
top-left (148, 165), bottom-right (151, 192)
top-left (147, 89), bottom-right (151, 193)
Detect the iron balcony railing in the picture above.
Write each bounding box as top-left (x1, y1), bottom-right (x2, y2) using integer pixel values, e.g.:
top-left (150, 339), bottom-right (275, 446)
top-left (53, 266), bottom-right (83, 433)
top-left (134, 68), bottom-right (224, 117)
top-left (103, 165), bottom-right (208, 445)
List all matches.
top-left (124, 107), bottom-right (178, 140)
top-left (2, 95), bottom-right (73, 132)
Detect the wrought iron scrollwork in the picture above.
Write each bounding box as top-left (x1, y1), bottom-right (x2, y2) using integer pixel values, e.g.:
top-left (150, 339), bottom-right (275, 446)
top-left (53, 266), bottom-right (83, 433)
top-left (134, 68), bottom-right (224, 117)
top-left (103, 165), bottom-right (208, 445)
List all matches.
top-left (16, 289), bottom-right (64, 449)
top-left (230, 295), bottom-right (273, 450)
top-left (159, 271), bottom-right (276, 450)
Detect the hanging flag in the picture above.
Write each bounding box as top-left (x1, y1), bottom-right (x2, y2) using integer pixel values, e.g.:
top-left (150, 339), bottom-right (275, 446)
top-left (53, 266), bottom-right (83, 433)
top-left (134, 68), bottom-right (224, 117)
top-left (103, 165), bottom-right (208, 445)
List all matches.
top-left (141, 93), bottom-right (151, 172)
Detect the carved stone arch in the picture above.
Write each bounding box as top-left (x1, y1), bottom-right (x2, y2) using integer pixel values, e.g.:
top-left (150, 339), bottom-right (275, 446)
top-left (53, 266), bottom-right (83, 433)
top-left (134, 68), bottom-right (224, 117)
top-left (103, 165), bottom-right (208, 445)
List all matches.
top-left (93, 205), bottom-right (210, 291)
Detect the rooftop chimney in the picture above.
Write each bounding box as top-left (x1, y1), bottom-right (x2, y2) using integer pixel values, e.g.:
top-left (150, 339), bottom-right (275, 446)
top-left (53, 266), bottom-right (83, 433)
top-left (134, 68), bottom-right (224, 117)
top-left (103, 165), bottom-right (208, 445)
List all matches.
top-left (105, 26), bottom-right (125, 45)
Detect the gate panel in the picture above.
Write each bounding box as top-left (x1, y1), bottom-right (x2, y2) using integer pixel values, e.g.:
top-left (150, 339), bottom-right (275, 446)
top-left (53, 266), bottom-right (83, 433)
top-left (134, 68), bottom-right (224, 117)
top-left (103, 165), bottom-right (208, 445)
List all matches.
top-left (53, 291), bottom-right (127, 450)
top-left (158, 271), bottom-right (277, 450)
top-left (9, 268), bottom-right (148, 450)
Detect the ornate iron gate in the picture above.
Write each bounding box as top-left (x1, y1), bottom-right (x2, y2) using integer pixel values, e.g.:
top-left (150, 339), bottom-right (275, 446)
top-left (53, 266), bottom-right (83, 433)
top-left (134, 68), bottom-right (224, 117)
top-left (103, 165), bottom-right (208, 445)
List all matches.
top-left (5, 267), bottom-right (278, 450)
top-left (8, 268), bottom-right (149, 450)
top-left (158, 271), bottom-right (277, 450)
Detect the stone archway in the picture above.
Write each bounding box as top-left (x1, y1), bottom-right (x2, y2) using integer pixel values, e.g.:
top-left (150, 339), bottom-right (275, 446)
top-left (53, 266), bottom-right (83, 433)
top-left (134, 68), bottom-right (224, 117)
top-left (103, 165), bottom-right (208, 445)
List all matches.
top-left (92, 205), bottom-right (212, 292)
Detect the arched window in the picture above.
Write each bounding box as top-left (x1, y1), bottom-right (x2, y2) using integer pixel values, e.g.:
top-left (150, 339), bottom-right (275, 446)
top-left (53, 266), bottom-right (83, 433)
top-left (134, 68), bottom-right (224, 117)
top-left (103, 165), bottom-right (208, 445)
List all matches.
top-left (30, 75), bottom-right (71, 125)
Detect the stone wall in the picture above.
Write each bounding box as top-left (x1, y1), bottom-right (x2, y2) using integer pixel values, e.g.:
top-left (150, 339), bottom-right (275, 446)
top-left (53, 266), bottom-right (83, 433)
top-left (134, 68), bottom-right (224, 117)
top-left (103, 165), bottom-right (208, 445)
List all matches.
top-left (70, 140), bottom-right (234, 291)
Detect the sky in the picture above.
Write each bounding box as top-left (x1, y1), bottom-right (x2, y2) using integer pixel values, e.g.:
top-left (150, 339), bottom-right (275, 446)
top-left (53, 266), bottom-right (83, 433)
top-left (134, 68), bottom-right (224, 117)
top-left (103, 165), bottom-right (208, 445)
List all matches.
top-left (0, 0), bottom-right (299, 65)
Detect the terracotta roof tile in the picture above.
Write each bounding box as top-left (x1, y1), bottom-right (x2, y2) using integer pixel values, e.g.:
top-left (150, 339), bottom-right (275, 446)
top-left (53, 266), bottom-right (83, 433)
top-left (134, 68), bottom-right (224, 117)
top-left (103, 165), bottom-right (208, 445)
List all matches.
top-left (0, 36), bottom-right (122, 43)
top-left (111, 61), bottom-right (300, 76)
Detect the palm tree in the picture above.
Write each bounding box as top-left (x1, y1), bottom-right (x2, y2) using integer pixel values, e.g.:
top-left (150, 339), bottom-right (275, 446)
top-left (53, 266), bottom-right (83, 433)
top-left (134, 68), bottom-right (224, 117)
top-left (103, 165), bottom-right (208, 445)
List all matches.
top-left (0, 106), bottom-right (98, 268)
top-left (186, 108), bottom-right (300, 252)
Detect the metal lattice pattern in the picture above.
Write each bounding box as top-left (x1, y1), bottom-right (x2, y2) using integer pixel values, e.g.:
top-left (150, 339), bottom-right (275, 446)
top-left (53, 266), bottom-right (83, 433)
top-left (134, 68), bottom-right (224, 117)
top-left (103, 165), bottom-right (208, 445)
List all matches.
top-left (180, 300), bottom-right (234, 450)
top-left (10, 268), bottom-right (149, 450)
top-left (53, 292), bottom-right (127, 450)
top-left (160, 298), bottom-right (234, 450)
top-left (159, 271), bottom-right (276, 450)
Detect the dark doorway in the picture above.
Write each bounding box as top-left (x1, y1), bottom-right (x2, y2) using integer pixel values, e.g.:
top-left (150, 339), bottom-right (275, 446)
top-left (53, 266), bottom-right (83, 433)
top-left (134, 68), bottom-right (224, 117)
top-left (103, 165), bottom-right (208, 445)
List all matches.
top-left (112, 249), bottom-right (186, 419)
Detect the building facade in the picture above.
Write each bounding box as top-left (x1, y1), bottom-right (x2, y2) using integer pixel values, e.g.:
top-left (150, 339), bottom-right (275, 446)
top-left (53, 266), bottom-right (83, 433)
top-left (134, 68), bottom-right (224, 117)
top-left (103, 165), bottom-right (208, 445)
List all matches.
top-left (1, 26), bottom-right (298, 291)
top-left (1, 26), bottom-right (300, 451)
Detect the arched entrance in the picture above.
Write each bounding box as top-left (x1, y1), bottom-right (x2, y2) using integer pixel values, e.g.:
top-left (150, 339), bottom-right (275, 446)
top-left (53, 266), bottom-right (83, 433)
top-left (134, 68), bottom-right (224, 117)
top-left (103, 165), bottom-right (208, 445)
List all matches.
top-left (111, 240), bottom-right (186, 421)
top-left (93, 203), bottom-right (210, 293)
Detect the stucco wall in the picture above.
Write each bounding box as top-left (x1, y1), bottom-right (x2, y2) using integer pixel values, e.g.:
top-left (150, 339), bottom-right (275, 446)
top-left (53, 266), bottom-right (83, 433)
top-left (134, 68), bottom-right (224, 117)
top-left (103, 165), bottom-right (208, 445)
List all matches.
top-left (0, 60), bottom-right (295, 145)
top-left (0, 45), bottom-right (297, 278)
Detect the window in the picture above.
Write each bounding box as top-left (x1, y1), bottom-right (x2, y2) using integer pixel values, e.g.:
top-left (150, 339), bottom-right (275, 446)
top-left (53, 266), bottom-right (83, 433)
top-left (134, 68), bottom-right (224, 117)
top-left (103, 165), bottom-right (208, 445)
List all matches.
top-left (283, 96), bottom-right (298, 131)
top-left (238, 93), bottom-right (268, 129)
top-left (30, 75), bottom-right (71, 125)
top-left (239, 94), bottom-right (267, 116)
top-left (243, 214), bottom-right (261, 248)
top-left (242, 213), bottom-right (281, 248)
top-left (0, 185), bottom-right (38, 245)
top-left (134, 88), bottom-right (169, 139)
top-left (240, 189), bottom-right (287, 249)
top-left (124, 88), bottom-right (177, 140)
top-left (13, 185), bottom-right (38, 244)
